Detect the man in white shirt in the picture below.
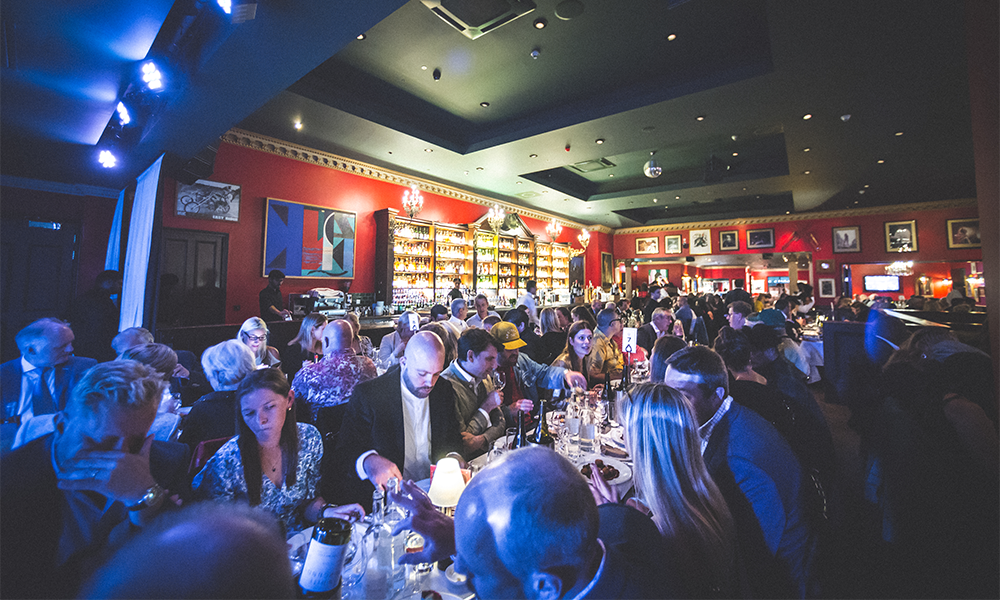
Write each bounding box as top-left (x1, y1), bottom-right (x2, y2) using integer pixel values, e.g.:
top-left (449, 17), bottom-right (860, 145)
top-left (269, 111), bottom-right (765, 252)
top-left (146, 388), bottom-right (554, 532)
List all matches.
top-left (516, 280), bottom-right (540, 327)
top-left (465, 294), bottom-right (500, 329)
top-left (377, 310), bottom-right (419, 367)
top-left (448, 298), bottom-right (469, 334)
top-left (339, 331), bottom-right (464, 490)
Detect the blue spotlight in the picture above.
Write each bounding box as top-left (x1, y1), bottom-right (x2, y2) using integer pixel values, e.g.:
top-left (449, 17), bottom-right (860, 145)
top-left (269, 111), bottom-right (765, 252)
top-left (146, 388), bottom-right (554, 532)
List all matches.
top-left (141, 62), bottom-right (163, 91)
top-left (98, 150), bottom-right (118, 168)
top-left (218, 0), bottom-right (232, 14)
top-left (116, 102), bottom-right (131, 126)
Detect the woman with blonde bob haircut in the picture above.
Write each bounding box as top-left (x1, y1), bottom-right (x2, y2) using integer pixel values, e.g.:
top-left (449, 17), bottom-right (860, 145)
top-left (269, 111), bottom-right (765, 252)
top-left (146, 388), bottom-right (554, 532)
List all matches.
top-left (616, 381), bottom-right (736, 597)
top-left (237, 317), bottom-right (280, 369)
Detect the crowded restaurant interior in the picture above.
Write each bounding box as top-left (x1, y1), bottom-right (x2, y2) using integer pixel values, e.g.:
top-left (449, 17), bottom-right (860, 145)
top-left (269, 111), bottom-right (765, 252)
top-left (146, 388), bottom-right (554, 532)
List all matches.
top-left (1, 0), bottom-right (997, 598)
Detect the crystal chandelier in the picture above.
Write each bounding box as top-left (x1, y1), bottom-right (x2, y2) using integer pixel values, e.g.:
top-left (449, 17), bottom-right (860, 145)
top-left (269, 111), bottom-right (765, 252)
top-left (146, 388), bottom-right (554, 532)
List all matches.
top-left (401, 184), bottom-right (424, 219)
top-left (545, 219), bottom-right (563, 241)
top-left (487, 204), bottom-right (505, 233)
top-left (885, 260), bottom-right (913, 276)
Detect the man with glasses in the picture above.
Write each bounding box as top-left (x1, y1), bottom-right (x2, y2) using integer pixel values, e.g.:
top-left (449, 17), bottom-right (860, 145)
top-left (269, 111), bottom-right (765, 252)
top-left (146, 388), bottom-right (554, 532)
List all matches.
top-left (586, 309), bottom-right (624, 381)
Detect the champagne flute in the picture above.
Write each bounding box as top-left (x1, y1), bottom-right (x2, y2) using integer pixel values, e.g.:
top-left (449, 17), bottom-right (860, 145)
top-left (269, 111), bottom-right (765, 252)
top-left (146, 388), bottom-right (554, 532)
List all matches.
top-left (492, 370), bottom-right (506, 391)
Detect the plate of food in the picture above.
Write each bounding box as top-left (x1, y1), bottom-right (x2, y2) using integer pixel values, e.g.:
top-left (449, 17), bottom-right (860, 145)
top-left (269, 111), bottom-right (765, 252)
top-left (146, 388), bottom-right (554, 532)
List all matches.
top-left (572, 453), bottom-right (632, 487)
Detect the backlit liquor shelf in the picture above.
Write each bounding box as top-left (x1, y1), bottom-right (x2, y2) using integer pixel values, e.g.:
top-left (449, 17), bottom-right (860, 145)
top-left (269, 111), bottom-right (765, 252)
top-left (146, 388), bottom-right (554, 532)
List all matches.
top-left (373, 208), bottom-right (572, 311)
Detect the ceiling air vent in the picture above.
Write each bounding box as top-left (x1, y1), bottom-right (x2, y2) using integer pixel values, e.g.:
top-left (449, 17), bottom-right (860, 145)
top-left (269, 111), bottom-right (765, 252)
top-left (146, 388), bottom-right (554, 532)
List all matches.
top-left (420, 0), bottom-right (536, 40)
top-left (569, 158), bottom-right (616, 173)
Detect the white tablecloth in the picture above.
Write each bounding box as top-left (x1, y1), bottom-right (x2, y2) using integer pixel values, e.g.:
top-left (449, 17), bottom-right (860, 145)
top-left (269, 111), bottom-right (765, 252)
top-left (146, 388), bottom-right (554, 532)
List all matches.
top-left (801, 338), bottom-right (824, 383)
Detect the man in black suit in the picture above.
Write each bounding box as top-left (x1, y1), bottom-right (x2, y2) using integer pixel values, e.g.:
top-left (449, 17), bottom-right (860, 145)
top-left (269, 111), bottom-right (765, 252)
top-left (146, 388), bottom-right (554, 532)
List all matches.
top-left (392, 447), bottom-right (666, 599)
top-left (664, 346), bottom-right (814, 598)
top-left (636, 307), bottom-right (673, 355)
top-left (723, 279), bottom-right (753, 306)
top-left (338, 331), bottom-right (463, 493)
top-left (0, 360), bottom-right (189, 599)
top-left (1, 318), bottom-right (97, 453)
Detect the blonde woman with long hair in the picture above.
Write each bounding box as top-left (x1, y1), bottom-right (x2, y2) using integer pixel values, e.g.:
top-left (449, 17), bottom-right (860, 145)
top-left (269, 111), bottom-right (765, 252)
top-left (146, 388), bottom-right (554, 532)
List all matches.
top-left (590, 381), bottom-right (736, 597)
top-left (237, 317), bottom-right (281, 369)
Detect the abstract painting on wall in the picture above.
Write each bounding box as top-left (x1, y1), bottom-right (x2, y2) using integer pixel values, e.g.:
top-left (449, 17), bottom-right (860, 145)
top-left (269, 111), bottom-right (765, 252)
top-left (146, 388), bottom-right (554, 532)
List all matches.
top-left (264, 198), bottom-right (356, 278)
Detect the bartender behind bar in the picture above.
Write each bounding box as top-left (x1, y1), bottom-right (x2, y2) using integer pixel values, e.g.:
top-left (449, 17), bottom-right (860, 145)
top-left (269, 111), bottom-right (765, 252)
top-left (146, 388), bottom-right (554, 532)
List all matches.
top-left (259, 270), bottom-right (291, 321)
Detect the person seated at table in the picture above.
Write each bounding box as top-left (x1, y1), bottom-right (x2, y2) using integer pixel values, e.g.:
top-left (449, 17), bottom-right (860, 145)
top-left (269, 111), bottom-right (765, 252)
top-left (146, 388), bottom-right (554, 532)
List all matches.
top-left (590, 382), bottom-right (736, 598)
top-left (80, 502), bottom-right (297, 599)
top-left (378, 310), bottom-right (420, 368)
top-left (337, 332), bottom-right (465, 504)
top-left (648, 335), bottom-right (688, 382)
top-left (491, 322), bottom-right (588, 426)
top-left (571, 304), bottom-right (598, 330)
top-left (179, 340), bottom-right (256, 452)
top-left (193, 368), bottom-right (362, 533)
top-left (0, 360), bottom-right (190, 599)
top-left (291, 320), bottom-right (377, 424)
top-left (586, 309), bottom-right (624, 382)
top-left (754, 308), bottom-right (810, 381)
top-left (237, 317), bottom-right (281, 369)
top-left (529, 307), bottom-right (566, 365)
top-left (466, 294), bottom-right (500, 329)
top-left (552, 321), bottom-right (593, 394)
top-left (281, 313), bottom-right (327, 382)
top-left (481, 314), bottom-right (501, 331)
top-left (421, 321), bottom-right (458, 367)
top-left (441, 328), bottom-right (506, 458)
top-left (504, 307), bottom-right (541, 356)
top-left (111, 326), bottom-right (154, 356)
top-left (636, 307), bottom-right (673, 355)
top-left (392, 446), bottom-right (665, 599)
top-left (344, 311), bottom-right (375, 358)
top-left (664, 346), bottom-right (815, 598)
top-left (725, 301), bottom-right (753, 331)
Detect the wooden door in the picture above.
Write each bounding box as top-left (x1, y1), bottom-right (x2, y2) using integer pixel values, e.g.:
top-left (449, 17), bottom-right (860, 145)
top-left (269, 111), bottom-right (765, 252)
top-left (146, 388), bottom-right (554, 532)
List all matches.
top-left (158, 228), bottom-right (228, 326)
top-left (0, 219), bottom-right (80, 361)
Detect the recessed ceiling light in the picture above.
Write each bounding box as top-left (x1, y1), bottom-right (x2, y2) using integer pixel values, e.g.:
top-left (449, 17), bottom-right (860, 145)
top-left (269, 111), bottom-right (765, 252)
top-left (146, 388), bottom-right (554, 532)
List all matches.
top-left (731, 135), bottom-right (738, 141)
top-left (895, 131), bottom-right (903, 136)
top-left (675, 195), bottom-right (680, 199)
top-left (595, 138), bottom-right (604, 144)
top-left (667, 33), bottom-right (677, 41)
top-left (608, 174), bottom-right (614, 177)
top-left (877, 159), bottom-right (885, 164)
top-left (803, 170), bottom-right (811, 174)
top-left (840, 114), bottom-right (851, 121)
top-left (476, 166), bottom-right (484, 171)
top-left (653, 198), bottom-right (658, 203)
top-left (424, 148), bottom-right (433, 153)
top-left (516, 181), bottom-right (522, 184)
top-left (803, 147), bottom-right (811, 152)
top-left (786, 211), bottom-right (790, 214)
top-left (464, 170), bottom-right (469, 175)
top-left (802, 113), bottom-right (812, 120)
top-left (586, 205), bottom-right (592, 209)
top-left (732, 152), bottom-right (738, 156)
top-left (529, 154), bottom-right (538, 158)
top-left (542, 190), bottom-right (548, 193)
top-left (695, 115), bottom-right (705, 121)
top-left (421, 65), bottom-right (427, 70)
top-left (480, 102), bottom-right (490, 108)
top-left (293, 121), bottom-right (302, 130)
top-left (533, 17), bottom-right (547, 29)
top-left (859, 190), bottom-right (866, 194)
top-left (864, 184), bottom-right (870, 188)
top-left (357, 33), bottom-right (366, 40)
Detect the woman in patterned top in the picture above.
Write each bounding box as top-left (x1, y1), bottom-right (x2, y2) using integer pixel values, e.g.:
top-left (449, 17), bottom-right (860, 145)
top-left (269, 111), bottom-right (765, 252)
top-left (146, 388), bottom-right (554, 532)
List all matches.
top-left (193, 368), bottom-right (363, 533)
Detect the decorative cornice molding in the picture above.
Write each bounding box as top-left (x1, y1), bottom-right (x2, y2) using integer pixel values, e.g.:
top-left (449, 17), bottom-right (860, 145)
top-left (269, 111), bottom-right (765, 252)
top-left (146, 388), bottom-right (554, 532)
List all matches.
top-left (0, 175), bottom-right (120, 199)
top-left (612, 198), bottom-right (978, 235)
top-left (223, 129), bottom-right (595, 231)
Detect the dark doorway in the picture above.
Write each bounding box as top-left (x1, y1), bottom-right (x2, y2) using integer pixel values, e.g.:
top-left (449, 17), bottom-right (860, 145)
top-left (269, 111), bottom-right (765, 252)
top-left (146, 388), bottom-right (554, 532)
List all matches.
top-left (0, 219), bottom-right (80, 362)
top-left (158, 228), bottom-right (228, 326)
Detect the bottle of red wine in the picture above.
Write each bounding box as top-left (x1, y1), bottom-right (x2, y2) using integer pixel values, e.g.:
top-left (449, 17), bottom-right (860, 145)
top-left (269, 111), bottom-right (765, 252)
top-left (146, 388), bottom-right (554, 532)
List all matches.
top-left (529, 398), bottom-right (554, 448)
top-left (298, 517), bottom-right (352, 599)
top-left (511, 410), bottom-right (528, 448)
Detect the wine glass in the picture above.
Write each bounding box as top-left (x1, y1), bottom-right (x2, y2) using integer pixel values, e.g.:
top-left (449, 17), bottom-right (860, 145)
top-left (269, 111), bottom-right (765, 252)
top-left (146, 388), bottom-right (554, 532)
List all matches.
top-left (492, 370), bottom-right (506, 391)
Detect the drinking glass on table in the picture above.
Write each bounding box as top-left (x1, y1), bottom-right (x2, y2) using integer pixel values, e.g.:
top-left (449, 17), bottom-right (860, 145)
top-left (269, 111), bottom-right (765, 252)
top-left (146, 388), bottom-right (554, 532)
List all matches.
top-left (492, 370), bottom-right (506, 392)
top-left (565, 401), bottom-right (583, 460)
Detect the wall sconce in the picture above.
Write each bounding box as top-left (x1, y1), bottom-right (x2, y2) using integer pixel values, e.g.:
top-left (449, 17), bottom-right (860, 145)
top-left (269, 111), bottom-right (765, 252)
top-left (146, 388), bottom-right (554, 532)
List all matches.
top-left (570, 228), bottom-right (590, 257)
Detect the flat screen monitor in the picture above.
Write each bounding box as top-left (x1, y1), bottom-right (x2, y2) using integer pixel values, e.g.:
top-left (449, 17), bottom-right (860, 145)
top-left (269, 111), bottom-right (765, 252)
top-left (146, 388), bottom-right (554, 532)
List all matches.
top-left (864, 275), bottom-right (900, 292)
top-left (767, 276), bottom-right (790, 286)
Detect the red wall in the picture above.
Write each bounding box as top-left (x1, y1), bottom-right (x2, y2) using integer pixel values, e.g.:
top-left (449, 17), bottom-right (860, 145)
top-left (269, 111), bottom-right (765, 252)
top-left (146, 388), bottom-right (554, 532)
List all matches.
top-left (161, 141), bottom-right (597, 324)
top-left (0, 186), bottom-right (118, 296)
top-left (614, 204), bottom-right (981, 297)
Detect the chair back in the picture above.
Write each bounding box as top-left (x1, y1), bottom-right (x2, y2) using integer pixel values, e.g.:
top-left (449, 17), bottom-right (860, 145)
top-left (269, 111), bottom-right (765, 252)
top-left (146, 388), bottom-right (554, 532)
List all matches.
top-left (188, 436), bottom-right (231, 476)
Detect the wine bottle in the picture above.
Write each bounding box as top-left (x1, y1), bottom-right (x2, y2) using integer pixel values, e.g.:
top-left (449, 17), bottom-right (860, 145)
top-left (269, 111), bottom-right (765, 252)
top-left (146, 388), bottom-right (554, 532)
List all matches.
top-left (511, 410), bottom-right (528, 449)
top-left (529, 397), bottom-right (554, 448)
top-left (298, 517), bottom-right (352, 598)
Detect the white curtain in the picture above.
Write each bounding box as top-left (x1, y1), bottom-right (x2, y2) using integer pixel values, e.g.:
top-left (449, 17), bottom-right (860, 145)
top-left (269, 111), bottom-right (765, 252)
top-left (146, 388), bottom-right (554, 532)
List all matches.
top-left (119, 155), bottom-right (163, 330)
top-left (104, 187), bottom-right (126, 271)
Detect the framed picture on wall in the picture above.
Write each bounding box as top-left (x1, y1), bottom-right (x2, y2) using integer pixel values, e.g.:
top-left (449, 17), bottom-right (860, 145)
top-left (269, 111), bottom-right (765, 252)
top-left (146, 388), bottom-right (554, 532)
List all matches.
top-left (884, 219), bottom-right (917, 252)
top-left (635, 236), bottom-right (659, 255)
top-left (649, 268), bottom-right (669, 285)
top-left (719, 230), bottom-right (739, 251)
top-left (601, 252), bottom-right (614, 287)
top-left (176, 179), bottom-right (241, 222)
top-left (690, 229), bottom-right (711, 254)
top-left (264, 198), bottom-right (356, 278)
top-left (664, 234), bottom-right (682, 255)
top-left (946, 218), bottom-right (981, 248)
top-left (832, 226), bottom-right (860, 253)
top-left (747, 228), bottom-right (775, 249)
top-left (818, 278), bottom-right (836, 298)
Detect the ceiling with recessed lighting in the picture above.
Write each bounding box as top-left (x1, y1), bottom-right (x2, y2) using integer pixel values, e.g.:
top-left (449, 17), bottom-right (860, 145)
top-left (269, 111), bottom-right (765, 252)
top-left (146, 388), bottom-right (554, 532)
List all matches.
top-left (1, 0), bottom-right (980, 229)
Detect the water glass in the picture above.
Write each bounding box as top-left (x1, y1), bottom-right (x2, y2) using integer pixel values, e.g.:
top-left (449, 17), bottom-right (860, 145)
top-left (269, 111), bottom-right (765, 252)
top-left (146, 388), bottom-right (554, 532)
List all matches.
top-left (580, 408), bottom-right (598, 455)
top-left (565, 404), bottom-right (583, 459)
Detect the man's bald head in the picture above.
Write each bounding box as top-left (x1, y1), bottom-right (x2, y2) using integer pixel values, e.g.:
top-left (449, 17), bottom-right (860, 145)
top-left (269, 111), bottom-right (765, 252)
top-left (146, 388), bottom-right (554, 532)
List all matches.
top-left (80, 503), bottom-right (293, 599)
top-left (455, 447), bottom-right (599, 600)
top-left (400, 331), bottom-right (446, 398)
top-left (323, 319), bottom-right (354, 352)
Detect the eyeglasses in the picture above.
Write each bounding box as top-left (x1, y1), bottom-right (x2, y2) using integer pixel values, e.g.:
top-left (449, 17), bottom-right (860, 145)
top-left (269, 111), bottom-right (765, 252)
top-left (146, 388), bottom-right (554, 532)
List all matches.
top-left (244, 334), bottom-right (267, 342)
